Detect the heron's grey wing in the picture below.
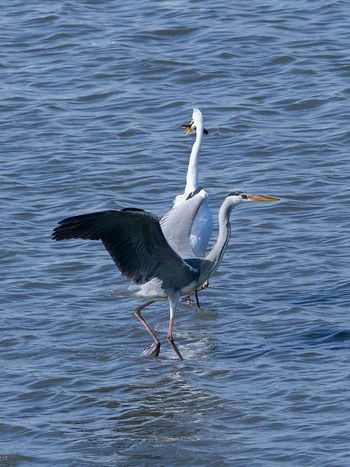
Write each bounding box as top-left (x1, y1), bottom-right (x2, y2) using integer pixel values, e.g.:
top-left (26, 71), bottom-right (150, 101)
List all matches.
top-left (160, 188), bottom-right (207, 257)
top-left (52, 209), bottom-right (198, 288)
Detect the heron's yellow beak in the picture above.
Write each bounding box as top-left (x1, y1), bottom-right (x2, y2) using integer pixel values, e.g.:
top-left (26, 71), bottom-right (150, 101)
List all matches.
top-left (181, 119), bottom-right (194, 136)
top-left (247, 194), bottom-right (280, 202)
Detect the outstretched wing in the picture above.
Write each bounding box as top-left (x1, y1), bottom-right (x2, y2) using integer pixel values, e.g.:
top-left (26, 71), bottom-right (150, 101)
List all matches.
top-left (52, 208), bottom-right (198, 289)
top-left (160, 188), bottom-right (212, 258)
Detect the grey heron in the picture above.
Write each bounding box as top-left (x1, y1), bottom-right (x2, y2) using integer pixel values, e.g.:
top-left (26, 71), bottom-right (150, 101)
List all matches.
top-left (52, 191), bottom-right (279, 360)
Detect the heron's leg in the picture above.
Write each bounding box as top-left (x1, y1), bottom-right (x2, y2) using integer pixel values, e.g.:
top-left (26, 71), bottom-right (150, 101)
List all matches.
top-left (194, 290), bottom-right (201, 308)
top-left (185, 280), bottom-right (210, 307)
top-left (167, 319), bottom-right (184, 361)
top-left (134, 301), bottom-right (159, 357)
top-left (167, 294), bottom-right (184, 361)
top-left (184, 288), bottom-right (201, 307)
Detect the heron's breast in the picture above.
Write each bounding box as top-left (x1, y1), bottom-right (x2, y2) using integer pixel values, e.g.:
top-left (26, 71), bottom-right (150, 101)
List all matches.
top-left (137, 278), bottom-right (168, 300)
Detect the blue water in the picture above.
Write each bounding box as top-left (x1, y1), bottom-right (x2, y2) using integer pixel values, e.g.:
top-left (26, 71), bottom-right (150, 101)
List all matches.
top-left (1, 1), bottom-right (350, 465)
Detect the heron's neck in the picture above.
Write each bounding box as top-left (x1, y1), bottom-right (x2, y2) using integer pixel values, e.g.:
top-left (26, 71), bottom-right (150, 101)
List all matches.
top-left (185, 124), bottom-right (203, 194)
top-left (205, 198), bottom-right (236, 273)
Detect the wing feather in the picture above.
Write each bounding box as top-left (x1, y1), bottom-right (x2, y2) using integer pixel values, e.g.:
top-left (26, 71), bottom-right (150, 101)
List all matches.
top-left (52, 209), bottom-right (198, 290)
top-left (160, 188), bottom-right (212, 257)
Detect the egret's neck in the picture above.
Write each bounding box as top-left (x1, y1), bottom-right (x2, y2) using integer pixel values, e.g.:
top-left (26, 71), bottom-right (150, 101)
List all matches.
top-left (185, 124), bottom-right (203, 195)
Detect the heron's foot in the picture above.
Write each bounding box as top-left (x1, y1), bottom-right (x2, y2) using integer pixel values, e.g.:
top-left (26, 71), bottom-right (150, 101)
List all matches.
top-left (184, 294), bottom-right (195, 303)
top-left (142, 341), bottom-right (160, 357)
top-left (184, 280), bottom-right (209, 307)
top-left (186, 280), bottom-right (210, 299)
top-left (183, 291), bottom-right (200, 308)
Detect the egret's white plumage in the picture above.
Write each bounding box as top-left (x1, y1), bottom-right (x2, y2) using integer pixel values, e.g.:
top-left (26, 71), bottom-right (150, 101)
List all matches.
top-left (161, 107), bottom-right (213, 258)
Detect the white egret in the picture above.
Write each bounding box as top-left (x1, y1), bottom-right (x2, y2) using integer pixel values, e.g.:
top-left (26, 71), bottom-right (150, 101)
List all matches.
top-left (52, 191), bottom-right (279, 360)
top-left (161, 107), bottom-right (212, 258)
top-left (161, 107), bottom-right (212, 306)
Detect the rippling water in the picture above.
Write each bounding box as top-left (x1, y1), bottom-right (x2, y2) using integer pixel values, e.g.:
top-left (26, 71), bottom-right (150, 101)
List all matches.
top-left (1, 1), bottom-right (350, 465)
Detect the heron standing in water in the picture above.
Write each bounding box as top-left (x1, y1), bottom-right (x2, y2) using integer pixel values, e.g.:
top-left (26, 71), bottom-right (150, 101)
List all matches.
top-left (52, 191), bottom-right (279, 360)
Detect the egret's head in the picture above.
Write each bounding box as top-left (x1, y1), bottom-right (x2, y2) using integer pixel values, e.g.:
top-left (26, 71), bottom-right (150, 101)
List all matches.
top-left (228, 191), bottom-right (280, 205)
top-left (182, 107), bottom-right (208, 135)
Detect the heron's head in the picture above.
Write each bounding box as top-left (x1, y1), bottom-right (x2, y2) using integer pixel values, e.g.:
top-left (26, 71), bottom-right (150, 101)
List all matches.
top-left (182, 107), bottom-right (208, 135)
top-left (227, 191), bottom-right (280, 205)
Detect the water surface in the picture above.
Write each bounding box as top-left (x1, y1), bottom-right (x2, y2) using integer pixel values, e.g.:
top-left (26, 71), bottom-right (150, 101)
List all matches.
top-left (1, 1), bottom-right (350, 465)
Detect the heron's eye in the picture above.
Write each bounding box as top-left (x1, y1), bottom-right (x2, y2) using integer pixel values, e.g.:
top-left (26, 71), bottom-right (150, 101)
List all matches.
top-left (228, 191), bottom-right (243, 197)
top-left (241, 194), bottom-right (248, 200)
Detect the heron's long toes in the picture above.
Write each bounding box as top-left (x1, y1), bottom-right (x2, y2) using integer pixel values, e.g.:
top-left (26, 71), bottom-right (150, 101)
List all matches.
top-left (142, 342), bottom-right (160, 357)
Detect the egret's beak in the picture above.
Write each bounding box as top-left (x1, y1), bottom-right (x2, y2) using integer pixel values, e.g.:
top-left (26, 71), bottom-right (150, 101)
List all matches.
top-left (247, 194), bottom-right (280, 202)
top-left (181, 120), bottom-right (208, 136)
top-left (181, 119), bottom-right (194, 136)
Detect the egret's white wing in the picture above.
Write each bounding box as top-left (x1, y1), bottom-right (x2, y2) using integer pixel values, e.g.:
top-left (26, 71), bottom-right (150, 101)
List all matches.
top-left (160, 188), bottom-right (212, 258)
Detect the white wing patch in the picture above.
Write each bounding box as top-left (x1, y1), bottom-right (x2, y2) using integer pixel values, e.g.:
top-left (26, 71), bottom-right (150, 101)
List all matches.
top-left (137, 278), bottom-right (167, 299)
